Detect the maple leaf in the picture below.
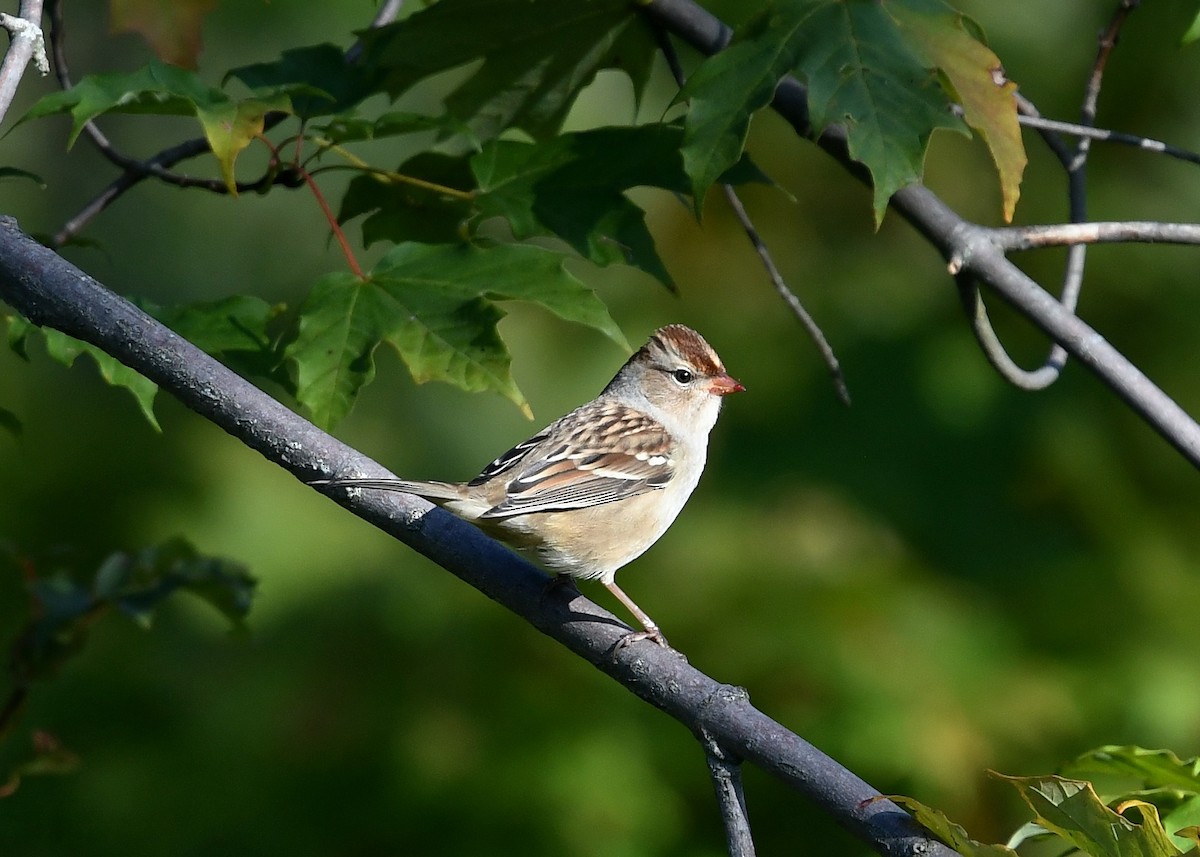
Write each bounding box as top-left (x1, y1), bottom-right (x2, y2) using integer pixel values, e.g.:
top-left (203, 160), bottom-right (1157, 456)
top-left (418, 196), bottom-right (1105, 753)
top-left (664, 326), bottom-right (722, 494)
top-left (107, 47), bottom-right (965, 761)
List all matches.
top-left (110, 0), bottom-right (219, 70)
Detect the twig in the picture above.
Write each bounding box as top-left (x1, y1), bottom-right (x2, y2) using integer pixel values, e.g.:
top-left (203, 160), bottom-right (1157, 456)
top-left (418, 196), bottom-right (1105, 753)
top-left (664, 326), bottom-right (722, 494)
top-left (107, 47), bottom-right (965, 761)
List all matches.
top-left (257, 134), bottom-right (363, 278)
top-left (0, 1), bottom-right (48, 126)
top-left (652, 22), bottom-right (850, 406)
top-left (1015, 112), bottom-right (1200, 167)
top-left (47, 0), bottom-right (405, 246)
top-left (722, 185), bottom-right (851, 405)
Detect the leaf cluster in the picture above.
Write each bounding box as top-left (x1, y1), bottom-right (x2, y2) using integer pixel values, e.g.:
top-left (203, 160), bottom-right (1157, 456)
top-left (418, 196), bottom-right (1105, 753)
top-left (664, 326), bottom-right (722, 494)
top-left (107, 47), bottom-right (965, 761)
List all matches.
top-left (11, 0), bottom-right (1027, 429)
top-left (0, 538), bottom-right (256, 794)
top-left (892, 746), bottom-right (1200, 857)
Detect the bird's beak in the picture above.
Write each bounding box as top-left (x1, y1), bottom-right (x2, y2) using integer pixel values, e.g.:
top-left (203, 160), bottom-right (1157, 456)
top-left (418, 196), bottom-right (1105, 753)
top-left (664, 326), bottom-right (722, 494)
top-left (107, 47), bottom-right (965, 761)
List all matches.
top-left (708, 373), bottom-right (746, 396)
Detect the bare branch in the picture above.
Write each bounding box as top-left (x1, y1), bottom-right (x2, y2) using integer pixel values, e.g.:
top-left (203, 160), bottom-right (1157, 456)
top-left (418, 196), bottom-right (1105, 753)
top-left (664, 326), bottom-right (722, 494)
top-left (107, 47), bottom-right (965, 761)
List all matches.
top-left (1016, 112), bottom-right (1200, 167)
top-left (988, 221), bottom-right (1200, 251)
top-left (0, 217), bottom-right (956, 857)
top-left (957, 277), bottom-right (1066, 390)
top-left (0, 1), bottom-right (48, 126)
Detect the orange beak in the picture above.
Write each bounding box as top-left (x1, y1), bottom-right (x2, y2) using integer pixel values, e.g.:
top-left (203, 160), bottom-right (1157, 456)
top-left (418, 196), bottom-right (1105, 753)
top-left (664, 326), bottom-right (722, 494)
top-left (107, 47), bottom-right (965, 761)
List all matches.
top-left (708, 373), bottom-right (746, 396)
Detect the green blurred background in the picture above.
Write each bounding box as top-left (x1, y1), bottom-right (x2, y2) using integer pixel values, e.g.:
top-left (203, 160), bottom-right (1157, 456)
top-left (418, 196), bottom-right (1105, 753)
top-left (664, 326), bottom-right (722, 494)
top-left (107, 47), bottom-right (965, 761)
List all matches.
top-left (3, 1), bottom-right (1200, 854)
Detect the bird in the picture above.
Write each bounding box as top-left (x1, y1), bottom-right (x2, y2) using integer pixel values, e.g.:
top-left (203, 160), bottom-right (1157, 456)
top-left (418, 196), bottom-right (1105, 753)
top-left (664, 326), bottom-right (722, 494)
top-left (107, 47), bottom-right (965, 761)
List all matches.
top-left (311, 324), bottom-right (744, 647)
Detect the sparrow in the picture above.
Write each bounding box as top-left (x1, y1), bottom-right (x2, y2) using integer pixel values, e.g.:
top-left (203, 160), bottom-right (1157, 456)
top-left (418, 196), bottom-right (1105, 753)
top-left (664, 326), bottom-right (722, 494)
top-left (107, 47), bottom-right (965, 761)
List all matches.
top-left (312, 324), bottom-right (744, 647)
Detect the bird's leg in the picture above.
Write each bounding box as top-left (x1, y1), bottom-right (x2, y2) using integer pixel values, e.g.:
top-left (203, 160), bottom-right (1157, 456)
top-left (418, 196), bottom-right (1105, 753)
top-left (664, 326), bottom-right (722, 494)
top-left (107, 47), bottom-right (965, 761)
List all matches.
top-left (604, 580), bottom-right (669, 648)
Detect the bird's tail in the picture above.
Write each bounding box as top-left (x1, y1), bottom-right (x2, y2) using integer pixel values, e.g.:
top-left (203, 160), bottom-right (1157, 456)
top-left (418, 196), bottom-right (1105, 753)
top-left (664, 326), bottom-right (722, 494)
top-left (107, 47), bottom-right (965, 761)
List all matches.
top-left (309, 476), bottom-right (466, 502)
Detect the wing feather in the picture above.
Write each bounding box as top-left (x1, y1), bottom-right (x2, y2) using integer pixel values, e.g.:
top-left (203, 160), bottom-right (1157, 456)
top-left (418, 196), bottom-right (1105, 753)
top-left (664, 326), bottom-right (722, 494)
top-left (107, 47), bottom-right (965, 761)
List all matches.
top-left (471, 400), bottom-right (676, 518)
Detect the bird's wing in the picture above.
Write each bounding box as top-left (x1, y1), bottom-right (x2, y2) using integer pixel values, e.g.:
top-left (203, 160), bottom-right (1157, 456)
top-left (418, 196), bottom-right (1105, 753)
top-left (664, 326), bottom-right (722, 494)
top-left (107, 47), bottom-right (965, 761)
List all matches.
top-left (472, 400), bottom-right (675, 518)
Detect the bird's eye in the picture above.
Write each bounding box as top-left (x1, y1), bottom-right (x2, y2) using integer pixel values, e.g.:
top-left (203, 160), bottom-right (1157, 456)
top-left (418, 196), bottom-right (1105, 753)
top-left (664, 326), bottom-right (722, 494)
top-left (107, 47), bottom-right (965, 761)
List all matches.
top-left (671, 368), bottom-right (695, 385)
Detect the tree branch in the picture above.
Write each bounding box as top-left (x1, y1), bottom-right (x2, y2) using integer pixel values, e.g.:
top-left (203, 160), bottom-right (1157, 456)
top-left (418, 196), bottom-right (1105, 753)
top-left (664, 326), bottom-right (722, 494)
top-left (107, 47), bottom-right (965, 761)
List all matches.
top-left (0, 0), bottom-right (47, 126)
top-left (697, 698), bottom-right (758, 857)
top-left (641, 0), bottom-right (1200, 470)
top-left (987, 220), bottom-right (1200, 250)
top-left (0, 216), bottom-right (955, 857)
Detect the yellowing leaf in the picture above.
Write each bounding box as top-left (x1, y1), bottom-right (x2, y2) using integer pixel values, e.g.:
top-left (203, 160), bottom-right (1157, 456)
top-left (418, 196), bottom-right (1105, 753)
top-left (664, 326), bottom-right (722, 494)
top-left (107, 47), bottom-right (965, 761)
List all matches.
top-left (887, 0), bottom-right (1026, 222)
top-left (994, 773), bottom-right (1183, 857)
top-left (110, 0), bottom-right (219, 70)
top-left (883, 795), bottom-right (1018, 856)
top-left (199, 95), bottom-right (290, 195)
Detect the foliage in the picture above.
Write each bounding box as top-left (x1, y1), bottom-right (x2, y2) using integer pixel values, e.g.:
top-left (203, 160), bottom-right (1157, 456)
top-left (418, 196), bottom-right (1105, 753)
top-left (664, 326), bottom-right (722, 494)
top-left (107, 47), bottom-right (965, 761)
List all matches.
top-left (0, 539), bottom-right (255, 795)
top-left (891, 747), bottom-right (1200, 857)
top-left (15, 0), bottom-right (1020, 429)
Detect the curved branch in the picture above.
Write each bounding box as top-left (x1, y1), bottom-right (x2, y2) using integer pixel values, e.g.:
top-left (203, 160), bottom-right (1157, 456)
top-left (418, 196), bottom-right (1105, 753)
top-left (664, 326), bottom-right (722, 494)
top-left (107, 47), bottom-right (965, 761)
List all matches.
top-left (642, 0), bottom-right (1200, 469)
top-left (957, 276), bottom-right (1066, 390)
top-left (0, 217), bottom-right (954, 857)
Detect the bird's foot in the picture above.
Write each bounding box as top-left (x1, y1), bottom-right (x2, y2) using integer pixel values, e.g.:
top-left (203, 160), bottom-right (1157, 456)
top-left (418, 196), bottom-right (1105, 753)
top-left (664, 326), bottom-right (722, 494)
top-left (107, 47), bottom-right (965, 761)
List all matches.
top-left (612, 627), bottom-right (670, 652)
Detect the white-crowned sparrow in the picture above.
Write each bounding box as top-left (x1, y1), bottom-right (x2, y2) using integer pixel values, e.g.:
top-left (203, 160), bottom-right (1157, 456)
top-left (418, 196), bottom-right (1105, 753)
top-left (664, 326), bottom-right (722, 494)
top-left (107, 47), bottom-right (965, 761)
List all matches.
top-left (313, 324), bottom-right (744, 647)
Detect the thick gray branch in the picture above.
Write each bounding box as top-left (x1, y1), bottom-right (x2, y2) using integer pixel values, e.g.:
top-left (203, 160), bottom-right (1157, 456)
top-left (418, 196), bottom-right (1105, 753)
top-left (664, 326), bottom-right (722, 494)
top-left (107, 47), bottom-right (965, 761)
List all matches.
top-left (642, 0), bottom-right (1200, 470)
top-left (0, 216), bottom-right (953, 857)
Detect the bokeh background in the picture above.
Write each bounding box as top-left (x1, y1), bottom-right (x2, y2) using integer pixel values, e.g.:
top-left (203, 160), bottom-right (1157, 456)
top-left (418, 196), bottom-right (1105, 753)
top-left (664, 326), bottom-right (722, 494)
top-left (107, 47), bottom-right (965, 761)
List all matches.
top-left (3, 1), bottom-right (1200, 854)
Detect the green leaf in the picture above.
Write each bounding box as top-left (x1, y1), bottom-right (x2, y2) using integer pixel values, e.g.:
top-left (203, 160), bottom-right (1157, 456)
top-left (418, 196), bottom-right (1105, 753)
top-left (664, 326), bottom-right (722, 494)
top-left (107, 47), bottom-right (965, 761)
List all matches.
top-left (20, 61), bottom-right (292, 193)
top-left (886, 0), bottom-right (1025, 222)
top-left (1163, 797), bottom-right (1200, 853)
top-left (358, 0), bottom-right (656, 142)
top-left (151, 295), bottom-right (284, 381)
top-left (1063, 747), bottom-right (1200, 795)
top-left (286, 243), bottom-right (627, 427)
top-left (340, 152), bottom-right (476, 247)
top-left (340, 124), bottom-right (767, 287)
top-left (681, 0), bottom-right (967, 224)
top-left (1183, 10), bottom-right (1200, 45)
top-left (994, 773), bottom-right (1184, 857)
top-left (884, 794), bottom-right (1017, 856)
top-left (110, 537), bottom-right (258, 628)
top-left (21, 61), bottom-right (228, 143)
top-left (229, 44), bottom-right (374, 118)
top-left (11, 539), bottom-right (255, 686)
top-left (472, 125), bottom-right (693, 288)
top-left (314, 111), bottom-right (479, 147)
top-left (6, 315), bottom-right (161, 431)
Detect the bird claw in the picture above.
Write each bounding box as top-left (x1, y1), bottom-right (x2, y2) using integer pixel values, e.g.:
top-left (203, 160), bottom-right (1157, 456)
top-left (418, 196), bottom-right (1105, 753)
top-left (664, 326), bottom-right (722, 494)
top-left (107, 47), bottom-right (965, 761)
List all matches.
top-left (612, 628), bottom-right (671, 652)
